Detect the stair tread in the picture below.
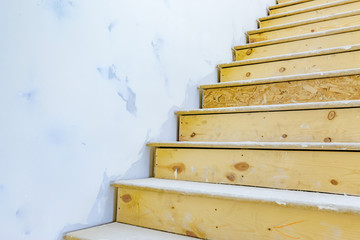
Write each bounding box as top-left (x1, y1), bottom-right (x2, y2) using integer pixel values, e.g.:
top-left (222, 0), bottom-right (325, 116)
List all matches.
top-left (201, 69), bottom-right (360, 89)
top-left (148, 141), bottom-right (360, 151)
top-left (235, 25), bottom-right (360, 50)
top-left (113, 178), bottom-right (360, 212)
top-left (270, 0), bottom-right (314, 9)
top-left (262, 0), bottom-right (358, 21)
top-left (247, 9), bottom-right (360, 35)
top-left (219, 44), bottom-right (359, 68)
top-left (65, 222), bottom-right (194, 240)
top-left (176, 100), bottom-right (360, 115)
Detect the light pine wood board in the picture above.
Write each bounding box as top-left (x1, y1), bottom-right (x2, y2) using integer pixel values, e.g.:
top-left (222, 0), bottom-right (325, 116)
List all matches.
top-left (220, 49), bottom-right (360, 82)
top-left (202, 75), bottom-right (360, 108)
top-left (248, 14), bottom-right (360, 43)
top-left (154, 148), bottom-right (360, 195)
top-left (278, 0), bottom-right (304, 3)
top-left (116, 186), bottom-right (360, 240)
top-left (262, 1), bottom-right (360, 28)
top-left (235, 29), bottom-right (360, 61)
top-left (270, 0), bottom-right (349, 15)
top-left (179, 108), bottom-right (360, 142)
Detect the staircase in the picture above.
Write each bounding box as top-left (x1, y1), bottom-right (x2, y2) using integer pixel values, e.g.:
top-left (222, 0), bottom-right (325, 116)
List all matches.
top-left (65, 0), bottom-right (360, 239)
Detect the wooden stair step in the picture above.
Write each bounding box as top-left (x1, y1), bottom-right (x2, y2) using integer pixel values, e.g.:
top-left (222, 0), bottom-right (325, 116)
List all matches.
top-left (261, 0), bottom-right (360, 28)
top-left (234, 25), bottom-right (360, 61)
top-left (247, 9), bottom-right (360, 43)
top-left (201, 70), bottom-right (360, 108)
top-left (219, 44), bottom-right (360, 82)
top-left (150, 142), bottom-right (360, 195)
top-left (65, 222), bottom-right (195, 240)
top-left (278, 0), bottom-right (300, 4)
top-left (177, 100), bottom-right (360, 143)
top-left (269, 0), bottom-right (352, 15)
top-left (113, 178), bottom-right (360, 240)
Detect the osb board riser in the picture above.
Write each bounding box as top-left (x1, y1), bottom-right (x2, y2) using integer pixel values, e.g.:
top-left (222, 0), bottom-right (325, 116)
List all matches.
top-left (202, 75), bottom-right (360, 108)
top-left (248, 14), bottom-right (360, 43)
top-left (220, 50), bottom-right (360, 82)
top-left (264, 2), bottom-right (360, 28)
top-left (270, 0), bottom-right (340, 15)
top-left (116, 188), bottom-right (360, 239)
top-left (178, 108), bottom-right (360, 142)
top-left (235, 30), bottom-right (360, 61)
top-left (154, 148), bottom-right (360, 195)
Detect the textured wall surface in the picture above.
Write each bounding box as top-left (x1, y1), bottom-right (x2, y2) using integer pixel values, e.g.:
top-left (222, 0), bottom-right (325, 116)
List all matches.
top-left (0, 0), bottom-right (274, 239)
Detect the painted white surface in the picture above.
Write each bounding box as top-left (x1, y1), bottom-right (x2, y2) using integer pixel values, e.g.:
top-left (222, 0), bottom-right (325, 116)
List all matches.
top-left (66, 222), bottom-right (196, 240)
top-left (0, 0), bottom-right (274, 239)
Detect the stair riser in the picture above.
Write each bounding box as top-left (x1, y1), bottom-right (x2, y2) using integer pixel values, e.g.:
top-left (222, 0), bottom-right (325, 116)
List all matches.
top-left (235, 29), bottom-right (360, 61)
top-left (262, 2), bottom-right (360, 28)
top-left (270, 0), bottom-right (348, 15)
top-left (202, 75), bottom-right (360, 108)
top-left (248, 14), bottom-right (360, 43)
top-left (179, 108), bottom-right (360, 142)
top-left (154, 148), bottom-right (360, 195)
top-left (116, 187), bottom-right (360, 240)
top-left (220, 50), bottom-right (360, 82)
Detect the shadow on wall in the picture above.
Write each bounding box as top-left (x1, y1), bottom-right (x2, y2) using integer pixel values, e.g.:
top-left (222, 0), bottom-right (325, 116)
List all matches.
top-left (58, 172), bottom-right (116, 239)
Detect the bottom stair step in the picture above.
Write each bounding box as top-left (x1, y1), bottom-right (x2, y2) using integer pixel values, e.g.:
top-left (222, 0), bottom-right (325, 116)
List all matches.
top-left (64, 222), bottom-right (195, 240)
top-left (113, 178), bottom-right (360, 240)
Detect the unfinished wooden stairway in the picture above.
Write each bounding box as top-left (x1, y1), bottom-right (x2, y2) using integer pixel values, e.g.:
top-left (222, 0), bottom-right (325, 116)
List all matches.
top-left (65, 0), bottom-right (360, 239)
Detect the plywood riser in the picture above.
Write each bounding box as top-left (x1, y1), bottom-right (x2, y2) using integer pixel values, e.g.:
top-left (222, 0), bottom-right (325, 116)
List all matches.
top-left (202, 75), bottom-right (360, 108)
top-left (248, 14), bottom-right (360, 43)
top-left (235, 29), bottom-right (360, 61)
top-left (154, 147), bottom-right (360, 196)
top-left (179, 107), bottom-right (360, 142)
top-left (278, 0), bottom-right (298, 3)
top-left (270, 0), bottom-right (342, 15)
top-left (116, 187), bottom-right (360, 240)
top-left (263, 1), bottom-right (360, 28)
top-left (220, 49), bottom-right (360, 82)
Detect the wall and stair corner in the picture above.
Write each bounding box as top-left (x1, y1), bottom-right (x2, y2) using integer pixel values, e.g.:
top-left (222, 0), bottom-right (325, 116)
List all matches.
top-left (0, 0), bottom-right (274, 239)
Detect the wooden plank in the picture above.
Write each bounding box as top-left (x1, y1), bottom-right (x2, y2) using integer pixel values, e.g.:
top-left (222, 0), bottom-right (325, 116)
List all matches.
top-left (219, 48), bottom-right (360, 82)
top-left (262, 1), bottom-right (360, 28)
top-left (154, 148), bottom-right (360, 195)
top-left (65, 223), bottom-right (195, 240)
top-left (177, 99), bottom-right (360, 115)
top-left (235, 28), bottom-right (360, 61)
top-left (178, 107), bottom-right (360, 142)
top-left (202, 75), bottom-right (360, 108)
top-left (269, 0), bottom-right (349, 15)
top-left (115, 179), bottom-right (360, 240)
top-left (278, 0), bottom-right (298, 3)
top-left (148, 141), bottom-right (360, 151)
top-left (248, 11), bottom-right (360, 43)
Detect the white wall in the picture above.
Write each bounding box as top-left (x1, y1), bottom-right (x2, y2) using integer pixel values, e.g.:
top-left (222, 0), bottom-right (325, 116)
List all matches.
top-left (0, 0), bottom-right (274, 239)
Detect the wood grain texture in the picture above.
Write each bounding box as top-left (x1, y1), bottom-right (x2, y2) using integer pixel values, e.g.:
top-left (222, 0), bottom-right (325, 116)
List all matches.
top-left (263, 1), bottom-right (360, 28)
top-left (270, 0), bottom-right (348, 15)
top-left (249, 13), bottom-right (360, 43)
top-left (235, 29), bottom-right (360, 61)
top-left (203, 75), bottom-right (360, 108)
top-left (116, 186), bottom-right (360, 240)
top-left (278, 0), bottom-right (299, 3)
top-left (220, 49), bottom-right (360, 82)
top-left (179, 108), bottom-right (360, 142)
top-left (154, 148), bottom-right (360, 195)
